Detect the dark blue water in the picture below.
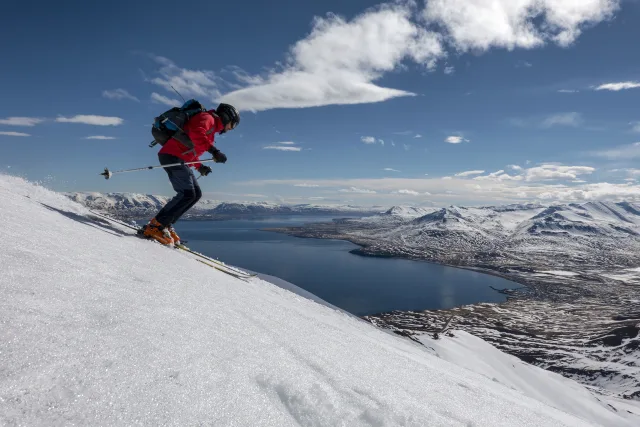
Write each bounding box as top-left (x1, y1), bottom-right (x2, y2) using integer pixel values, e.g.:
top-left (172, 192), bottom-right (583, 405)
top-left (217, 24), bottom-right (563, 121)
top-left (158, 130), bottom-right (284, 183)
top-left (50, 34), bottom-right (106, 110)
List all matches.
top-left (178, 217), bottom-right (511, 316)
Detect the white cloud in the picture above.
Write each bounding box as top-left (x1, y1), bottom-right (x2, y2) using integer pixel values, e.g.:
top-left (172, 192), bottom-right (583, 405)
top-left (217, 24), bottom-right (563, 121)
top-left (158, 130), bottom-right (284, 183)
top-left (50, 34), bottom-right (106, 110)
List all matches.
top-left (445, 136), bottom-right (469, 144)
top-left (219, 5), bottom-right (444, 111)
top-left (414, 134), bottom-right (422, 138)
top-left (631, 122), bottom-right (640, 133)
top-left (508, 164), bottom-right (523, 171)
top-left (276, 141), bottom-right (296, 145)
top-left (384, 168), bottom-right (401, 172)
top-left (541, 112), bottom-right (582, 128)
top-left (394, 189), bottom-right (420, 196)
top-left (361, 136), bottom-right (376, 144)
top-left (378, 139), bottom-right (384, 145)
top-left (558, 89), bottom-right (579, 93)
top-left (537, 182), bottom-right (640, 202)
top-left (595, 81), bottom-right (640, 91)
top-left (0, 117), bottom-right (44, 126)
top-left (263, 146), bottom-right (302, 152)
top-left (0, 131), bottom-right (30, 137)
top-left (442, 176), bottom-right (452, 180)
top-left (473, 170), bottom-right (523, 182)
top-left (151, 92), bottom-right (180, 107)
top-left (525, 164), bottom-right (595, 182)
top-left (294, 183), bottom-right (320, 187)
top-left (423, 0), bottom-right (620, 51)
top-left (516, 60), bottom-right (533, 68)
top-left (102, 89), bottom-right (139, 102)
top-left (391, 141), bottom-right (396, 147)
top-left (591, 142), bottom-right (640, 159)
top-left (339, 187), bottom-right (377, 194)
top-left (56, 115), bottom-right (123, 126)
top-left (444, 66), bottom-right (455, 75)
top-left (309, 197), bottom-right (325, 200)
top-left (241, 172), bottom-right (640, 205)
top-left (403, 144), bottom-right (411, 151)
top-left (85, 136), bottom-right (116, 140)
top-left (455, 170), bottom-right (485, 177)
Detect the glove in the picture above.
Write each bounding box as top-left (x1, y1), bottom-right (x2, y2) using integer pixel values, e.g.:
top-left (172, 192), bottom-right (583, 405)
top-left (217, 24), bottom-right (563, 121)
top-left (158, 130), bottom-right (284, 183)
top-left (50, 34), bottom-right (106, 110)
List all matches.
top-left (198, 165), bottom-right (212, 176)
top-left (208, 147), bottom-right (227, 164)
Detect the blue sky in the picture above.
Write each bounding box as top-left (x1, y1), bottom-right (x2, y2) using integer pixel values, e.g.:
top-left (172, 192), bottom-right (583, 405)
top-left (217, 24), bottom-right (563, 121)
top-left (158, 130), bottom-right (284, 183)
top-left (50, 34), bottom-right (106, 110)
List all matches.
top-left (2, 0), bottom-right (640, 207)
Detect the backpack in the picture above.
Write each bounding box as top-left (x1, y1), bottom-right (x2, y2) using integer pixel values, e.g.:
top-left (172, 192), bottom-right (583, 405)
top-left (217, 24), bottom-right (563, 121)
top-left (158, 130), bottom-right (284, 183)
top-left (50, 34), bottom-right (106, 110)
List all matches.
top-left (149, 99), bottom-right (206, 148)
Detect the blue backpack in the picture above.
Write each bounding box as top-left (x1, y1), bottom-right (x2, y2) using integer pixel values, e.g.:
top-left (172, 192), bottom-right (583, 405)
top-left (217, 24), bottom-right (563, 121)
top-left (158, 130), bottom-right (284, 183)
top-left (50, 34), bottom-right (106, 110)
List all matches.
top-left (149, 99), bottom-right (206, 148)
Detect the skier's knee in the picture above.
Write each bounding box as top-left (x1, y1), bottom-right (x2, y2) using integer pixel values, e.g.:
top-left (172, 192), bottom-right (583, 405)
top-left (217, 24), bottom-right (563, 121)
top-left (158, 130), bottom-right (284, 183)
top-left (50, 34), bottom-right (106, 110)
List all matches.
top-left (182, 188), bottom-right (197, 202)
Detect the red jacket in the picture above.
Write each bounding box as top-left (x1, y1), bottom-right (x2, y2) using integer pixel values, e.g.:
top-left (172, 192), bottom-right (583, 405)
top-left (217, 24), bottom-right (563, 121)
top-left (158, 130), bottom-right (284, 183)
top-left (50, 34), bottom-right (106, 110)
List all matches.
top-left (158, 111), bottom-right (224, 168)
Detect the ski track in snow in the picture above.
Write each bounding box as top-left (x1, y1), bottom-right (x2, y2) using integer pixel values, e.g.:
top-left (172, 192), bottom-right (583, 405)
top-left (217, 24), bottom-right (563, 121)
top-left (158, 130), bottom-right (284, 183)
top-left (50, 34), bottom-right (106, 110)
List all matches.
top-left (1, 173), bottom-right (639, 426)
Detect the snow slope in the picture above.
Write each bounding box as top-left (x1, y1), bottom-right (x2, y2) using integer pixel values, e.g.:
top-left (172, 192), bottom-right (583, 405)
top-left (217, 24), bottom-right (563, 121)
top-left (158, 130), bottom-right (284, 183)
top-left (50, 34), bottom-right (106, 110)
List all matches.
top-left (1, 174), bottom-right (637, 426)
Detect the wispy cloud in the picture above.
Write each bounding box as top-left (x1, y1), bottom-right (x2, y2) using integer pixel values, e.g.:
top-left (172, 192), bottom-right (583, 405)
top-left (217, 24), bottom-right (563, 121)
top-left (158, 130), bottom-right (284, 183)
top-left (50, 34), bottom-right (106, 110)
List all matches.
top-left (445, 136), bottom-right (469, 144)
top-left (263, 146), bottom-right (302, 152)
top-left (0, 131), bottom-right (30, 137)
top-left (0, 117), bottom-right (44, 126)
top-left (414, 134), bottom-right (422, 138)
top-left (294, 183), bottom-right (320, 187)
top-left (525, 164), bottom-right (595, 182)
top-left (515, 60), bottom-right (532, 68)
top-left (595, 81), bottom-right (640, 91)
top-left (558, 89), bottom-right (579, 93)
top-left (56, 115), bottom-right (123, 126)
top-left (151, 92), bottom-right (180, 107)
top-left (444, 66), bottom-right (455, 75)
top-left (591, 142), bottom-right (640, 160)
top-left (150, 55), bottom-right (221, 101)
top-left (276, 141), bottom-right (296, 145)
top-left (339, 187), bottom-right (377, 194)
top-left (102, 89), bottom-right (139, 102)
top-left (540, 112), bottom-right (582, 128)
top-left (384, 168), bottom-right (401, 172)
top-left (455, 170), bottom-right (485, 177)
top-left (473, 170), bottom-right (522, 182)
top-left (85, 135), bottom-right (116, 140)
top-left (508, 165), bottom-right (523, 171)
top-left (631, 122), bottom-right (640, 133)
top-left (361, 136), bottom-right (377, 144)
top-left (394, 189), bottom-right (420, 195)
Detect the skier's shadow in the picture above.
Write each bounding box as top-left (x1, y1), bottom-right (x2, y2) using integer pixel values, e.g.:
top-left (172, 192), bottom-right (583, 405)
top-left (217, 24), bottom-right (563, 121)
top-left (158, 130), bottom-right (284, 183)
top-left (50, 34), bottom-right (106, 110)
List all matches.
top-left (39, 203), bottom-right (130, 238)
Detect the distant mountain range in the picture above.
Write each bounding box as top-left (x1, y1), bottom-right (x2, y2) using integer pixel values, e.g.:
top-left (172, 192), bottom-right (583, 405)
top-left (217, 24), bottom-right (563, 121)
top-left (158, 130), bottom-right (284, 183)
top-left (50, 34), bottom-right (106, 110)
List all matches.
top-left (66, 192), bottom-right (383, 219)
top-left (267, 200), bottom-right (640, 399)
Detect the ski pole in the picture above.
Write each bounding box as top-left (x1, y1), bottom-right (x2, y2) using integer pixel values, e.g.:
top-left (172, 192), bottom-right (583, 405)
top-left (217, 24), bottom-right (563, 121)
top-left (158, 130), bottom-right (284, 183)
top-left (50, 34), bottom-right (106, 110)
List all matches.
top-left (100, 159), bottom-right (215, 180)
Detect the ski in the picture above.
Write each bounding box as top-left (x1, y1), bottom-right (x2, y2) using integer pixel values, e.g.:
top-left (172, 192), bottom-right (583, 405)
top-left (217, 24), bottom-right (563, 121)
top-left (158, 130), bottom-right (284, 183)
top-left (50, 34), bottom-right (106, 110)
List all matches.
top-left (87, 209), bottom-right (256, 280)
top-left (195, 259), bottom-right (252, 282)
top-left (87, 210), bottom-right (139, 231)
top-left (174, 244), bottom-right (256, 278)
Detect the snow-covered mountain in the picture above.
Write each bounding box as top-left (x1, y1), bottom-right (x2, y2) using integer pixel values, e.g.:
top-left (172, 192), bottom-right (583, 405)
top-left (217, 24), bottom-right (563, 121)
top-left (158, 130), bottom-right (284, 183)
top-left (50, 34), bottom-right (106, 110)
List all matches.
top-left (3, 174), bottom-right (640, 425)
top-left (270, 202), bottom-right (640, 400)
top-left (66, 191), bottom-right (382, 219)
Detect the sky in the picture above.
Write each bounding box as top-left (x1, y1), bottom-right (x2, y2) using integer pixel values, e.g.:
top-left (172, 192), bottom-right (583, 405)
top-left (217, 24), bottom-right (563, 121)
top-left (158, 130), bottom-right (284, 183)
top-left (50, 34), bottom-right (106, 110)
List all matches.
top-left (2, 0), bottom-right (640, 207)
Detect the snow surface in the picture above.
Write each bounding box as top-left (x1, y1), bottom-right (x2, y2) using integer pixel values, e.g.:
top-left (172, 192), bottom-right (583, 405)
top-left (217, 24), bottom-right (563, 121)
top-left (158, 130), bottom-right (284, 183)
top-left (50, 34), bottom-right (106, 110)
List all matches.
top-left (1, 173), bottom-right (637, 426)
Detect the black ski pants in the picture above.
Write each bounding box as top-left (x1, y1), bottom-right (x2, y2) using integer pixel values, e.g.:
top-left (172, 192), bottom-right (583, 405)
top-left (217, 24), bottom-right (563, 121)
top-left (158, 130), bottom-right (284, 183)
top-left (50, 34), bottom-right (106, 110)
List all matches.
top-left (155, 154), bottom-right (202, 226)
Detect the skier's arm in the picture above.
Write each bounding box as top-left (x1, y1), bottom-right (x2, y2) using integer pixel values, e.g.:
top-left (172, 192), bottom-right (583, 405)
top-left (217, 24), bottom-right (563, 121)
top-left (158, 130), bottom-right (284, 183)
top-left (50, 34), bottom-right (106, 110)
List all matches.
top-left (185, 113), bottom-right (215, 169)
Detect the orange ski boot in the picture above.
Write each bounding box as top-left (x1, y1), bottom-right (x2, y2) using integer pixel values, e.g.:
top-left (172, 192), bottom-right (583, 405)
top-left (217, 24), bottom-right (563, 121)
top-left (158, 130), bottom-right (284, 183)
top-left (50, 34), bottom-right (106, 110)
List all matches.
top-left (142, 218), bottom-right (174, 246)
top-left (167, 224), bottom-right (181, 246)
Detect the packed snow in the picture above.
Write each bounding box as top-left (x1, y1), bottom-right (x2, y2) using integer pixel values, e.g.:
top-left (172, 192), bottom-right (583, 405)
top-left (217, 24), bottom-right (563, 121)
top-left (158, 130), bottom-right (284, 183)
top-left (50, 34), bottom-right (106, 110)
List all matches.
top-left (1, 173), bottom-right (638, 426)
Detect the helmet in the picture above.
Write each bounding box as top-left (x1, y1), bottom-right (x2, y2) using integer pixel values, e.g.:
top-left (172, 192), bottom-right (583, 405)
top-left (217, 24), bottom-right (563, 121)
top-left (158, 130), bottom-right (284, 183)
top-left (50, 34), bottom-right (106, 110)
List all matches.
top-left (216, 103), bottom-right (240, 130)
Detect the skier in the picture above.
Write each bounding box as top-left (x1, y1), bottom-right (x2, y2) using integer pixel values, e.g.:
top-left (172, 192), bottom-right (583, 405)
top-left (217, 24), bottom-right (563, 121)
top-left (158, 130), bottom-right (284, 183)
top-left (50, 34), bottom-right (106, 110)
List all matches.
top-left (142, 103), bottom-right (240, 246)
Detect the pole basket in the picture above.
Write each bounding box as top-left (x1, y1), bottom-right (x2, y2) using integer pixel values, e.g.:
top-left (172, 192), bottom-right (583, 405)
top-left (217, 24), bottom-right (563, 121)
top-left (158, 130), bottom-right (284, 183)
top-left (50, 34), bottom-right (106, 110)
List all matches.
top-left (100, 168), bottom-right (113, 180)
